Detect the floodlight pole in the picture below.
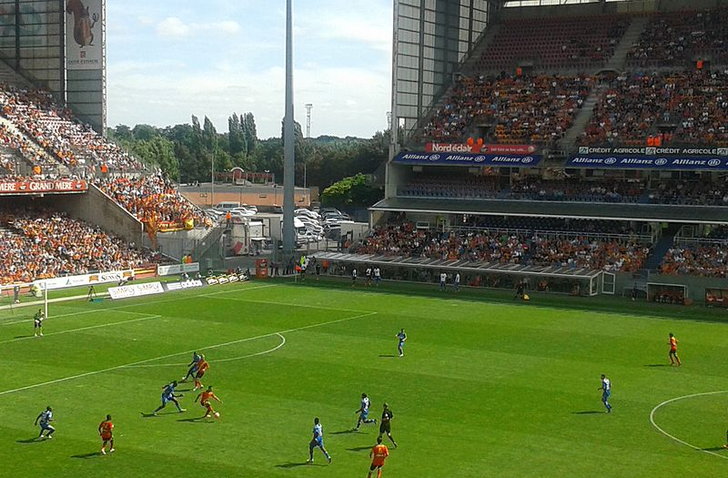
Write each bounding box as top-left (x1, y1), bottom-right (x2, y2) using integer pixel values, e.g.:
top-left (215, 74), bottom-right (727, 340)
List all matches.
top-left (282, 0), bottom-right (296, 257)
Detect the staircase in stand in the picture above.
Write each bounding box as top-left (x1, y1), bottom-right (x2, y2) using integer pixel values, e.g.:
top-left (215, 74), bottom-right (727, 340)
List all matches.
top-left (644, 223), bottom-right (682, 271)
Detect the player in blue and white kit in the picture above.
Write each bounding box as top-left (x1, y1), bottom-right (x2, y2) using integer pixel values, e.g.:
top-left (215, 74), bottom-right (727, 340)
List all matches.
top-left (182, 351), bottom-right (202, 382)
top-left (598, 374), bottom-right (612, 413)
top-left (34, 406), bottom-right (55, 439)
top-left (308, 417), bottom-right (331, 464)
top-left (355, 393), bottom-right (377, 430)
top-left (152, 380), bottom-right (186, 415)
top-left (396, 328), bottom-right (407, 357)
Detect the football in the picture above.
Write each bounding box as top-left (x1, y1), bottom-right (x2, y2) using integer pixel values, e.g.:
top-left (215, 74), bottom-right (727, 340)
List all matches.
top-left (214, 412), bottom-right (220, 418)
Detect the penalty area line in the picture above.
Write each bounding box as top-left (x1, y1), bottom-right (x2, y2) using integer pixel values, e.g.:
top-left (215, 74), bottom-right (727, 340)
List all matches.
top-left (649, 390), bottom-right (728, 461)
top-left (0, 310), bottom-right (377, 397)
top-left (126, 333), bottom-right (287, 368)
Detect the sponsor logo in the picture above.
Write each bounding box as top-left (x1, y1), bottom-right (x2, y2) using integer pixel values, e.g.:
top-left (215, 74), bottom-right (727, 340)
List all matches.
top-left (521, 156), bottom-right (534, 164)
top-left (718, 148), bottom-right (728, 156)
top-left (645, 147), bottom-right (656, 155)
top-left (474, 155), bottom-right (487, 163)
top-left (429, 154), bottom-right (441, 161)
top-left (708, 159), bottom-right (722, 167)
top-left (579, 146), bottom-right (589, 154)
top-left (654, 158), bottom-right (668, 166)
top-left (604, 157), bottom-right (617, 165)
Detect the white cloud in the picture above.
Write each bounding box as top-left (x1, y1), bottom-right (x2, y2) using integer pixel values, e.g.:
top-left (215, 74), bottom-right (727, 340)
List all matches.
top-left (155, 17), bottom-right (241, 38)
top-left (156, 17), bottom-right (191, 38)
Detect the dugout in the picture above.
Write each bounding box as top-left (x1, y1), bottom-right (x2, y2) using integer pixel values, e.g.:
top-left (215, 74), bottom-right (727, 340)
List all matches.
top-left (311, 251), bottom-right (607, 297)
top-left (705, 287), bottom-right (728, 308)
top-left (647, 282), bottom-right (689, 305)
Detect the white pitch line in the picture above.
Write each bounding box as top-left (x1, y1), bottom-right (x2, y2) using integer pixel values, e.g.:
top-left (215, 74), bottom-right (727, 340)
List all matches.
top-left (203, 295), bottom-right (374, 314)
top-left (0, 311), bottom-right (377, 397)
top-left (0, 314), bottom-right (162, 345)
top-left (649, 390), bottom-right (728, 461)
top-left (0, 308), bottom-right (155, 327)
top-left (0, 283), bottom-right (278, 327)
top-left (126, 333), bottom-right (287, 368)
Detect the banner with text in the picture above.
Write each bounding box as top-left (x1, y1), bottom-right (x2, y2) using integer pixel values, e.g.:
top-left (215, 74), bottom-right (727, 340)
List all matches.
top-left (65, 0), bottom-right (103, 70)
top-left (35, 270), bottom-right (134, 291)
top-left (394, 152), bottom-right (542, 167)
top-left (0, 179), bottom-right (88, 195)
top-left (425, 143), bottom-right (538, 155)
top-left (157, 263), bottom-right (201, 276)
top-left (108, 282), bottom-right (165, 300)
top-left (567, 155), bottom-right (728, 170)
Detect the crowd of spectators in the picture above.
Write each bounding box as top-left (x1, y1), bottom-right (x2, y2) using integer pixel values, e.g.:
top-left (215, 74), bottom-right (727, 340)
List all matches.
top-left (627, 8), bottom-right (728, 67)
top-left (423, 74), bottom-right (593, 146)
top-left (96, 174), bottom-right (208, 231)
top-left (354, 222), bottom-right (648, 273)
top-left (581, 70), bottom-right (728, 146)
top-left (0, 84), bottom-right (142, 174)
top-left (659, 244), bottom-right (728, 277)
top-left (0, 209), bottom-right (156, 284)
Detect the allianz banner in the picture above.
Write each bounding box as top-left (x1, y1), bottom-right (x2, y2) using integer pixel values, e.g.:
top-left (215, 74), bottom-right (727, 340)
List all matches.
top-left (567, 156), bottom-right (728, 171)
top-left (393, 152), bottom-right (542, 167)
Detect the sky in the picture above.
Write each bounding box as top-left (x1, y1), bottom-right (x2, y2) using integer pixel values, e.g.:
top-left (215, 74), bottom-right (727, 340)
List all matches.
top-left (106, 0), bottom-right (393, 140)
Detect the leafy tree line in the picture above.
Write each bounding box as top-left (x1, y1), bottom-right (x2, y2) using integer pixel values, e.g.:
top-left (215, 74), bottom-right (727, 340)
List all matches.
top-left (107, 113), bottom-right (387, 208)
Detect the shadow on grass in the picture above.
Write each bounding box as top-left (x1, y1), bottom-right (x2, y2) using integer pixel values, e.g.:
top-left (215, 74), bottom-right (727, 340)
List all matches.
top-left (379, 354), bottom-right (396, 358)
top-left (702, 446), bottom-right (727, 451)
top-left (275, 462), bottom-right (320, 468)
top-left (346, 446), bottom-right (372, 452)
top-left (644, 364), bottom-right (669, 367)
top-left (178, 417), bottom-right (213, 423)
top-left (572, 411), bottom-right (603, 415)
top-left (330, 429), bottom-right (358, 435)
top-left (14, 335), bottom-right (32, 339)
top-left (16, 437), bottom-right (42, 444)
top-left (71, 452), bottom-right (101, 459)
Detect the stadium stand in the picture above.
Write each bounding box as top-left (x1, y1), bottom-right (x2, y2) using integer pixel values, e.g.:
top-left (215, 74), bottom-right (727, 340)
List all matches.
top-left (0, 208), bottom-right (156, 284)
top-left (477, 15), bottom-right (629, 71)
top-left (423, 74), bottom-right (594, 145)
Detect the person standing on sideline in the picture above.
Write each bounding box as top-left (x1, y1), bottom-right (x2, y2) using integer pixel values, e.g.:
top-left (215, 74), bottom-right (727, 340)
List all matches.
top-left (454, 272), bottom-right (461, 292)
top-left (377, 403), bottom-right (398, 448)
top-left (514, 279), bottom-right (525, 300)
top-left (668, 333), bottom-right (681, 366)
top-left (98, 414), bottom-right (114, 454)
top-left (351, 268), bottom-right (357, 287)
top-left (598, 374), bottom-right (612, 413)
top-left (307, 417), bottom-right (332, 464)
top-left (33, 309), bottom-right (44, 337)
top-left (367, 436), bottom-right (390, 478)
top-left (355, 393), bottom-right (377, 430)
top-left (34, 406), bottom-right (55, 439)
top-left (373, 267), bottom-right (381, 286)
top-left (439, 272), bottom-right (447, 291)
top-left (396, 328), bottom-right (407, 357)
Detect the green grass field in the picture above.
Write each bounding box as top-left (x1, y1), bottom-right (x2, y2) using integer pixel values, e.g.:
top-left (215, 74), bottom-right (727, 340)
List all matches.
top-left (0, 279), bottom-right (726, 477)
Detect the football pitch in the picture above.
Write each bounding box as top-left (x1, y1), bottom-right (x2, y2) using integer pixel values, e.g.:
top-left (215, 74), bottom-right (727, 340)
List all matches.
top-left (0, 280), bottom-right (726, 477)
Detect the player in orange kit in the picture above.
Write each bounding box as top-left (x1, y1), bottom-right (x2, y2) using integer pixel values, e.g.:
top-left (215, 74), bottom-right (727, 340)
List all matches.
top-left (193, 355), bottom-right (209, 391)
top-left (668, 333), bottom-right (681, 366)
top-left (367, 436), bottom-right (390, 478)
top-left (98, 414), bottom-right (114, 455)
top-left (195, 386), bottom-right (223, 419)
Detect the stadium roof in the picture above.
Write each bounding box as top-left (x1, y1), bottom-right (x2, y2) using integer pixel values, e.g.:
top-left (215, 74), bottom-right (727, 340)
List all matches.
top-left (311, 251), bottom-right (602, 279)
top-left (370, 198), bottom-right (728, 224)
top-left (502, 0), bottom-right (632, 7)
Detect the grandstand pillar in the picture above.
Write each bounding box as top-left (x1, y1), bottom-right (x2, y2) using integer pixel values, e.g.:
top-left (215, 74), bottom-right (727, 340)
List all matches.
top-left (282, 0), bottom-right (296, 257)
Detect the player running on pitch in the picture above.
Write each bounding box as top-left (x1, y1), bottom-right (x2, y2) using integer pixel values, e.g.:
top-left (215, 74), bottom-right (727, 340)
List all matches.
top-left (396, 328), bottom-right (407, 357)
top-left (152, 380), bottom-right (186, 415)
top-left (33, 309), bottom-right (44, 337)
top-left (367, 436), bottom-right (390, 478)
top-left (378, 403), bottom-right (398, 448)
top-left (34, 406), bottom-right (55, 439)
top-left (195, 386), bottom-right (223, 419)
top-left (354, 393), bottom-right (377, 430)
top-left (307, 417), bottom-right (332, 464)
top-left (668, 333), bottom-right (682, 366)
top-left (182, 351), bottom-right (203, 382)
top-left (598, 374), bottom-right (612, 413)
top-left (98, 414), bottom-right (114, 454)
top-left (192, 355), bottom-right (209, 391)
